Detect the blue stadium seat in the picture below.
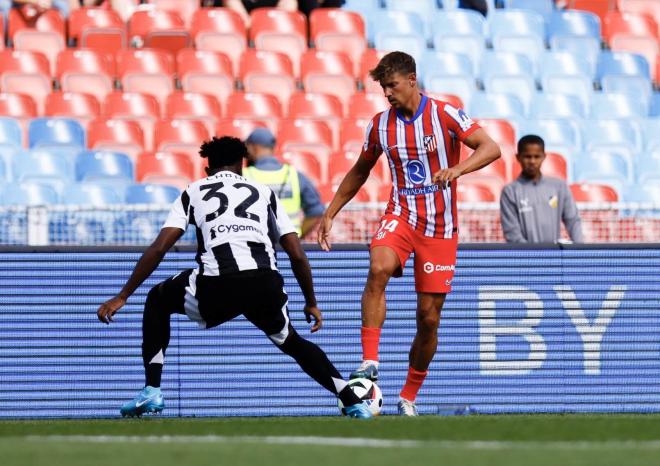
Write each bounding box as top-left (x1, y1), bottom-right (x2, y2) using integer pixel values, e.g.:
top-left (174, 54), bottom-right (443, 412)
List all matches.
top-left (622, 184), bottom-right (660, 203)
top-left (492, 34), bottom-right (544, 77)
top-left (370, 10), bottom-right (425, 46)
top-left (548, 10), bottom-right (601, 40)
top-left (483, 75), bottom-right (535, 116)
top-left (433, 35), bottom-right (485, 74)
top-left (28, 118), bottom-right (85, 150)
top-left (125, 183), bottom-right (181, 204)
top-left (0, 181), bottom-right (59, 206)
top-left (601, 75), bottom-right (653, 109)
top-left (635, 150), bottom-right (660, 184)
top-left (423, 75), bottom-right (477, 109)
top-left (641, 119), bottom-right (660, 151)
top-left (75, 150), bottom-right (134, 182)
top-left (343, 0), bottom-right (381, 14)
top-left (596, 51), bottom-right (650, 81)
top-left (531, 93), bottom-right (586, 119)
top-left (573, 151), bottom-right (633, 187)
top-left (419, 51), bottom-right (474, 81)
top-left (518, 118), bottom-right (582, 158)
top-left (651, 93), bottom-right (660, 118)
top-left (0, 156), bottom-right (6, 182)
top-left (550, 36), bottom-right (600, 77)
top-left (432, 9), bottom-right (486, 37)
top-left (480, 51), bottom-right (534, 82)
top-left (469, 92), bottom-right (525, 119)
top-left (62, 182), bottom-right (123, 205)
top-left (540, 51), bottom-right (593, 80)
top-left (0, 117), bottom-right (22, 148)
top-left (13, 150), bottom-right (73, 195)
top-left (541, 75), bottom-right (594, 109)
top-left (581, 119), bottom-right (643, 154)
top-left (375, 32), bottom-right (426, 63)
top-left (590, 92), bottom-right (648, 119)
top-left (488, 10), bottom-right (545, 43)
top-left (384, 0), bottom-right (438, 39)
top-left (502, 0), bottom-right (554, 19)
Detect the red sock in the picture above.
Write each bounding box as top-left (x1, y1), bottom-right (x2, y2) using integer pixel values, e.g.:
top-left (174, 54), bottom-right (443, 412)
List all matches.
top-left (361, 327), bottom-right (381, 362)
top-left (399, 367), bottom-right (428, 402)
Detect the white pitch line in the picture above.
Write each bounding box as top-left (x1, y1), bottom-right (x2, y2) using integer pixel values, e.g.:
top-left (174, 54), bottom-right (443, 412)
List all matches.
top-left (18, 436), bottom-right (660, 450)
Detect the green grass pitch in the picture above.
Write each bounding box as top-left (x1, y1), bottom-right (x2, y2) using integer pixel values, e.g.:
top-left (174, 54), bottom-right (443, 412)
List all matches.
top-left (2, 415), bottom-right (660, 466)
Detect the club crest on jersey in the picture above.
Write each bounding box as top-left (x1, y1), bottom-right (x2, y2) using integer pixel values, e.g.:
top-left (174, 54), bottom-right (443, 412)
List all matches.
top-left (423, 134), bottom-right (437, 153)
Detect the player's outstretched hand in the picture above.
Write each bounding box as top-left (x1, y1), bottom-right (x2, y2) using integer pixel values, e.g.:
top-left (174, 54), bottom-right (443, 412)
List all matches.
top-left (317, 215), bottom-right (333, 252)
top-left (97, 295), bottom-right (127, 324)
top-left (432, 167), bottom-right (462, 187)
top-left (304, 305), bottom-right (323, 333)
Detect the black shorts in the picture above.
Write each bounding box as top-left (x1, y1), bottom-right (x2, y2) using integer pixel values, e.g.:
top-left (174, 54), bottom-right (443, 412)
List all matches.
top-left (158, 268), bottom-right (290, 343)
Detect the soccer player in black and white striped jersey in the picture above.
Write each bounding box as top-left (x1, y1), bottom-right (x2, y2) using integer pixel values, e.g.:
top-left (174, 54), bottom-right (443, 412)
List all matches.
top-left (97, 136), bottom-right (371, 419)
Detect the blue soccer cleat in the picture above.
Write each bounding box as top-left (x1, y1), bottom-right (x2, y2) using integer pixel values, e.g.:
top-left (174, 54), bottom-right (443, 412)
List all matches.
top-left (397, 397), bottom-right (419, 417)
top-left (350, 360), bottom-right (379, 381)
top-left (120, 386), bottom-right (164, 417)
top-left (344, 401), bottom-right (373, 419)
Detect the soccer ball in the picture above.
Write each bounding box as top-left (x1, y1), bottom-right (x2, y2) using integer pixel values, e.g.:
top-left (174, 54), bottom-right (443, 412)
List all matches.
top-left (338, 378), bottom-right (383, 416)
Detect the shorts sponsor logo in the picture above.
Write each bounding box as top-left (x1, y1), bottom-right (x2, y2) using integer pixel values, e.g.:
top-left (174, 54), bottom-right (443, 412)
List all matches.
top-left (406, 160), bottom-right (427, 185)
top-left (423, 262), bottom-right (455, 274)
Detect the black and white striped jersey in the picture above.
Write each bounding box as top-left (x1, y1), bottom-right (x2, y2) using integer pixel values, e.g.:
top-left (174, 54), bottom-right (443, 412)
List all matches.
top-left (163, 170), bottom-right (296, 276)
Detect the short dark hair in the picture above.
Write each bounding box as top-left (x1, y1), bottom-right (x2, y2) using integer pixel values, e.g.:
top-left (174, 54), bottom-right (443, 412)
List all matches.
top-left (199, 136), bottom-right (248, 168)
top-left (369, 51), bottom-right (416, 83)
top-left (517, 134), bottom-right (545, 154)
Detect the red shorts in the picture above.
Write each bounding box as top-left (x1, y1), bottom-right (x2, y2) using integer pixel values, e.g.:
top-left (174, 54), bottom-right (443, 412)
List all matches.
top-left (369, 214), bottom-right (458, 293)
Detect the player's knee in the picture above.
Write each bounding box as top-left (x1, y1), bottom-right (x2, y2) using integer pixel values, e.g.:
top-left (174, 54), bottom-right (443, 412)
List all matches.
top-left (367, 263), bottom-right (393, 286)
top-left (418, 312), bottom-right (440, 333)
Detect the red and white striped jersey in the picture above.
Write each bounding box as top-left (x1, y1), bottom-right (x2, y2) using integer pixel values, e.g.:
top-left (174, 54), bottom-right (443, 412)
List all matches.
top-left (361, 95), bottom-right (480, 238)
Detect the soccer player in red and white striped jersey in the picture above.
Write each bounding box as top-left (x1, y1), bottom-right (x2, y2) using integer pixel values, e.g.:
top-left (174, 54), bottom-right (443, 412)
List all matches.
top-left (318, 51), bottom-right (501, 416)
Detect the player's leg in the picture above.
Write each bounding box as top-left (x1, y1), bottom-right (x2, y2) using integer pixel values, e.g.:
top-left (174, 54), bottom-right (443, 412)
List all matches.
top-left (121, 270), bottom-right (192, 417)
top-left (243, 270), bottom-right (372, 418)
top-left (353, 215), bottom-right (413, 381)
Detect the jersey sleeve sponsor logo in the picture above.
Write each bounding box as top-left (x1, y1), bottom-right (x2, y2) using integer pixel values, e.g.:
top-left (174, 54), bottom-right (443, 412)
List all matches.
top-left (444, 104), bottom-right (475, 132)
top-left (406, 160), bottom-right (427, 185)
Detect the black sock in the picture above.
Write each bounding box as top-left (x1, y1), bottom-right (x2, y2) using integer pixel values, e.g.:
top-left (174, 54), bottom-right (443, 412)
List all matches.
top-left (142, 285), bottom-right (171, 388)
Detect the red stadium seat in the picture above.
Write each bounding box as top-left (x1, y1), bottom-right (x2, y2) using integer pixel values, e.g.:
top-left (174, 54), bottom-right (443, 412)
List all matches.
top-left (216, 118), bottom-right (270, 140)
top-left (68, 7), bottom-right (126, 52)
top-left (146, 0), bottom-right (199, 27)
top-left (88, 119), bottom-right (145, 162)
top-left (0, 15), bottom-right (4, 51)
top-left (319, 181), bottom-right (371, 203)
top-left (510, 151), bottom-right (569, 181)
top-left (226, 92), bottom-right (282, 134)
top-left (310, 9), bottom-right (366, 76)
top-left (604, 11), bottom-right (658, 42)
top-left (177, 49), bottom-right (234, 108)
top-left (279, 151), bottom-right (323, 186)
top-left (154, 119), bottom-right (209, 173)
top-left (0, 50), bottom-right (52, 114)
top-left (340, 117), bottom-right (369, 153)
top-left (288, 92), bottom-right (343, 148)
top-left (9, 8), bottom-right (65, 71)
top-left (0, 92), bottom-right (37, 120)
top-left (456, 181), bottom-right (497, 202)
top-left (610, 35), bottom-right (659, 80)
top-left (165, 91), bottom-right (222, 134)
top-left (360, 49), bottom-right (388, 93)
top-left (348, 93), bottom-right (388, 120)
top-left (426, 92), bottom-right (464, 110)
top-left (116, 49), bottom-right (175, 113)
top-left (45, 92), bottom-right (100, 128)
top-left (249, 8), bottom-right (307, 78)
top-left (56, 49), bottom-right (115, 104)
top-left (239, 50), bottom-right (296, 107)
top-left (191, 8), bottom-right (247, 76)
top-left (570, 182), bottom-right (619, 202)
top-left (617, 0), bottom-right (660, 22)
top-left (136, 150), bottom-right (195, 190)
top-left (460, 154), bottom-right (508, 197)
top-left (277, 119), bottom-right (334, 182)
top-left (301, 50), bottom-right (357, 111)
top-left (103, 92), bottom-right (161, 151)
top-left (569, 0), bottom-right (614, 25)
top-left (128, 9), bottom-right (191, 55)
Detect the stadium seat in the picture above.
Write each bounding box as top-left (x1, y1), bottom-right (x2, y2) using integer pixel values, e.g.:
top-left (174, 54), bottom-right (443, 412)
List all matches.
top-left (301, 50), bottom-right (356, 111)
top-left (136, 150), bottom-right (195, 190)
top-left (549, 35), bottom-right (601, 77)
top-left (249, 8), bottom-right (307, 78)
top-left (116, 49), bottom-right (175, 113)
top-left (637, 149), bottom-right (660, 183)
top-left (276, 119), bottom-right (334, 182)
top-left (226, 92), bottom-right (282, 134)
top-left (432, 9), bottom-right (486, 38)
top-left (55, 49), bottom-right (115, 104)
top-left (617, 0), bottom-right (660, 21)
top-left (7, 7), bottom-right (65, 42)
top-left (456, 181), bottom-right (497, 202)
top-left (28, 118), bottom-right (85, 149)
top-left (216, 119), bottom-right (270, 140)
top-left (469, 92), bottom-right (525, 119)
top-left (146, 0), bottom-right (199, 27)
top-left (128, 9), bottom-right (191, 55)
top-left (239, 50), bottom-right (296, 107)
top-left (531, 93), bottom-right (586, 119)
top-left (0, 117), bottom-right (23, 148)
top-left (45, 92), bottom-right (100, 128)
top-left (480, 51), bottom-right (534, 83)
top-left (309, 8), bottom-right (366, 76)
top-left (68, 7), bottom-right (126, 52)
top-left (641, 119), bottom-right (660, 151)
top-left (603, 11), bottom-right (658, 42)
top-left (423, 76), bottom-right (477, 111)
top-left (339, 118), bottom-right (369, 153)
top-left (488, 10), bottom-right (545, 43)
top-left (503, 0), bottom-right (554, 19)
top-left (13, 150), bottom-right (72, 195)
top-left (103, 92), bottom-right (160, 152)
top-left (9, 8), bottom-right (65, 74)
top-left (540, 51), bottom-right (593, 80)
top-left (548, 10), bottom-right (601, 40)
top-left (288, 92), bottom-right (343, 150)
top-left (75, 150), bottom-right (134, 183)
top-left (125, 182), bottom-right (181, 204)
top-left (622, 184), bottom-right (660, 203)
top-left (590, 92), bottom-right (648, 118)
top-left (0, 50), bottom-right (52, 115)
top-left (426, 93), bottom-right (464, 109)
top-left (507, 151), bottom-right (569, 181)
top-left (165, 92), bottom-right (222, 134)
top-left (609, 35), bottom-right (659, 81)
top-left (492, 34), bottom-right (545, 77)
top-left (177, 49), bottom-right (234, 109)
top-left (597, 50), bottom-right (651, 80)
top-left (154, 119), bottom-right (209, 173)
top-left (419, 51), bottom-right (474, 85)
top-left (482, 75), bottom-right (535, 116)
top-left (374, 31), bottom-right (426, 64)
top-left (581, 119), bottom-right (643, 153)
top-left (569, 182), bottom-right (619, 203)
top-left (474, 118), bottom-right (516, 159)
top-left (519, 118), bottom-right (582, 158)
top-left (541, 75), bottom-right (594, 109)
top-left (384, 0), bottom-right (438, 21)
top-left (0, 181), bottom-right (58, 205)
top-left (87, 119), bottom-right (145, 162)
top-left (574, 150), bottom-right (633, 189)
top-left (190, 7), bottom-right (247, 76)
top-left (348, 93), bottom-right (389, 120)
top-left (279, 150), bottom-right (324, 185)
top-left (0, 93), bottom-right (38, 121)
top-left (433, 35), bottom-right (486, 82)
top-left (370, 9), bottom-right (425, 45)
top-left (568, 0), bottom-right (613, 25)
top-left (62, 182), bottom-right (122, 205)
top-left (359, 48), bottom-right (387, 93)
top-left (461, 155), bottom-right (508, 185)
